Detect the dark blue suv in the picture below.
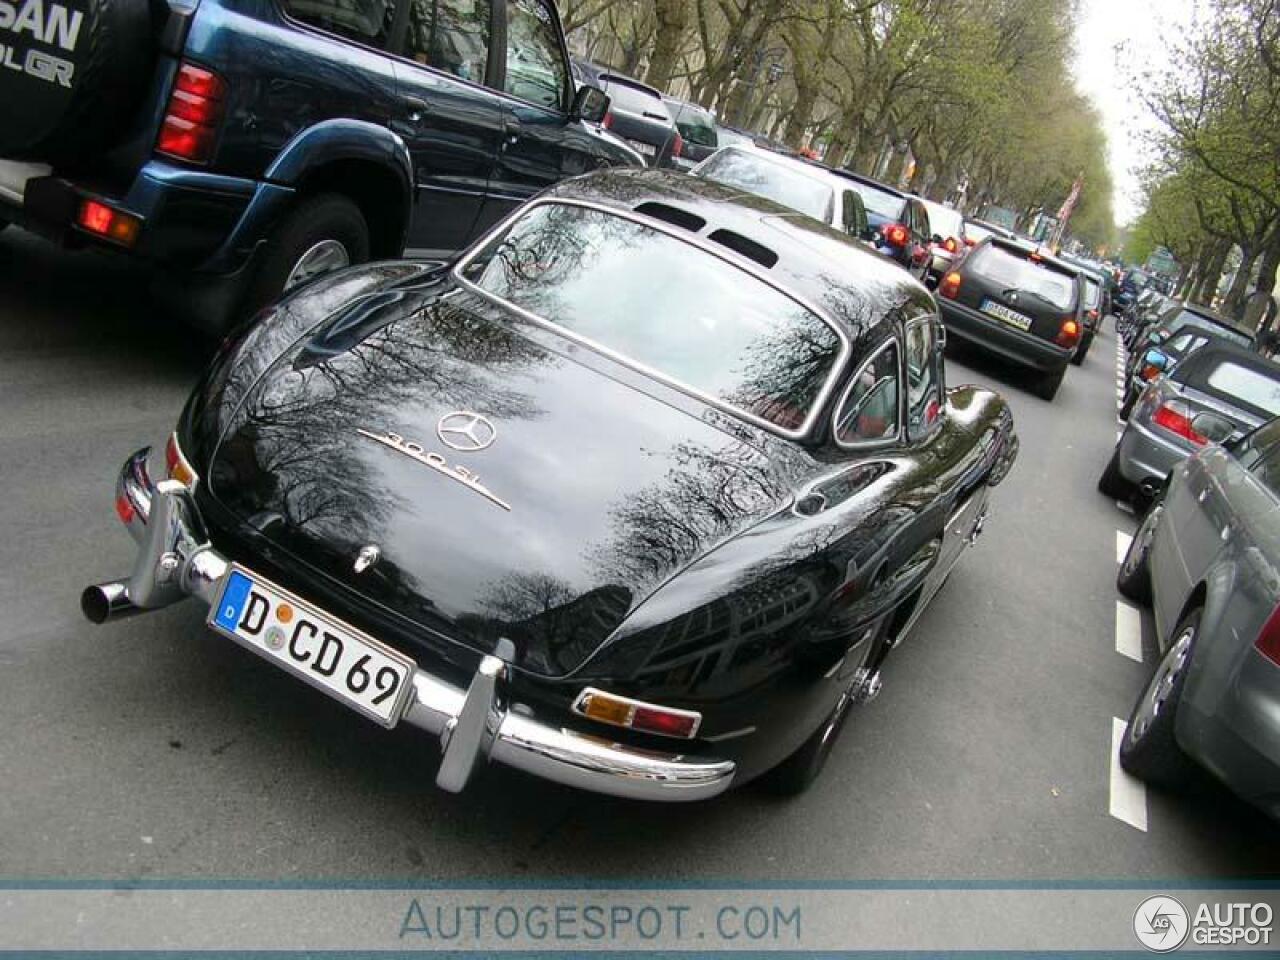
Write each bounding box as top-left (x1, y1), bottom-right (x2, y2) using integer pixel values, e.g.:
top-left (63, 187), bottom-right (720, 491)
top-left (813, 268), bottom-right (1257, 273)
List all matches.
top-left (0, 0), bottom-right (641, 329)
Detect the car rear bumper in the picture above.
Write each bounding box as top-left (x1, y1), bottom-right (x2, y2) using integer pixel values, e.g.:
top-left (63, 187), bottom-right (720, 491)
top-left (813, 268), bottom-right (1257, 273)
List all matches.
top-left (81, 449), bottom-right (736, 803)
top-left (0, 157), bottom-right (290, 274)
top-left (939, 298), bottom-right (1073, 373)
top-left (1116, 417), bottom-right (1190, 488)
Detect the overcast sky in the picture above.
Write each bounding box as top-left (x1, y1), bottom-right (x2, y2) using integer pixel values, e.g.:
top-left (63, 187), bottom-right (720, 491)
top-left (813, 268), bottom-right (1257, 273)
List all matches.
top-left (1071, 0), bottom-right (1199, 227)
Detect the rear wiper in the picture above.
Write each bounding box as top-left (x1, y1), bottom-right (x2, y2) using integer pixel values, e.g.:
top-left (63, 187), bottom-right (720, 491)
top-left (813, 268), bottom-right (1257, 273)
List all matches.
top-left (1002, 287), bottom-right (1060, 309)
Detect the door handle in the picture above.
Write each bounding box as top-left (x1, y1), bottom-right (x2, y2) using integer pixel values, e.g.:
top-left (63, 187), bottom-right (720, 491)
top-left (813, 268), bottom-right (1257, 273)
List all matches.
top-left (502, 119), bottom-right (520, 148)
top-left (403, 95), bottom-right (430, 121)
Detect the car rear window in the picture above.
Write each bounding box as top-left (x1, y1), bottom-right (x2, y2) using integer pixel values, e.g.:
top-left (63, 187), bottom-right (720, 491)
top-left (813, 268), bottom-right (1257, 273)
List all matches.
top-left (459, 202), bottom-right (843, 432)
top-left (1172, 310), bottom-right (1251, 347)
top-left (601, 76), bottom-right (667, 116)
top-left (967, 244), bottom-right (1078, 311)
top-left (1083, 277), bottom-right (1100, 309)
top-left (696, 149), bottom-right (834, 223)
top-left (1204, 362), bottom-right (1280, 417)
top-left (849, 182), bottom-right (903, 221)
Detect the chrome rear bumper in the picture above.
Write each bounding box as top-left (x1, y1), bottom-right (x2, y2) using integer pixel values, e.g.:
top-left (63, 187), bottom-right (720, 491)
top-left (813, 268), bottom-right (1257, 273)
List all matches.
top-left (82, 448), bottom-right (735, 802)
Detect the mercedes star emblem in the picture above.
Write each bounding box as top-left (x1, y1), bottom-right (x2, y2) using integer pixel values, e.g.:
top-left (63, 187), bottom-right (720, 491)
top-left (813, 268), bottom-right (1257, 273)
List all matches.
top-left (436, 411), bottom-right (497, 452)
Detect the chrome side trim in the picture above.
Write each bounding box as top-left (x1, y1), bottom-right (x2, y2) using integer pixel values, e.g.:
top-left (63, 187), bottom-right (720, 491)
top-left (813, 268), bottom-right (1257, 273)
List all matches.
top-left (84, 452), bottom-right (735, 803)
top-left (451, 196), bottom-right (853, 442)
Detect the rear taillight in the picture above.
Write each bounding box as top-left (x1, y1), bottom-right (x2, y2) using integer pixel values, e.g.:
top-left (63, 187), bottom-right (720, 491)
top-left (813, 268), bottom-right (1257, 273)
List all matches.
top-left (601, 111), bottom-right (613, 130)
top-left (1151, 400), bottom-right (1208, 446)
top-left (964, 236), bottom-right (976, 247)
top-left (574, 687), bottom-right (701, 739)
top-left (76, 199), bottom-right (142, 247)
top-left (943, 236), bottom-right (958, 253)
top-left (671, 131), bottom-right (684, 158)
top-left (1055, 318), bottom-right (1080, 347)
top-left (156, 62), bottom-right (226, 164)
top-left (939, 271), bottom-right (962, 298)
top-left (1088, 308), bottom-right (1099, 321)
top-left (883, 223), bottom-right (909, 247)
top-left (1139, 363), bottom-right (1162, 381)
top-left (1256, 605), bottom-right (1280, 666)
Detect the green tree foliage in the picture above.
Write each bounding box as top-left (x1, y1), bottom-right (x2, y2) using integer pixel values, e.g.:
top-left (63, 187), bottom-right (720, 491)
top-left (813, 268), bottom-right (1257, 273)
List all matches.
top-left (564, 0), bottom-right (1114, 247)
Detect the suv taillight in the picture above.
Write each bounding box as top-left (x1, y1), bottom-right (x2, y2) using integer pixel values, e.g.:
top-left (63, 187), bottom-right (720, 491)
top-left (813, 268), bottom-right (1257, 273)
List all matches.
top-left (883, 223), bottom-right (909, 247)
top-left (938, 271), bottom-right (961, 298)
top-left (1152, 400), bottom-right (1208, 445)
top-left (601, 111), bottom-right (613, 130)
top-left (157, 62), bottom-right (227, 164)
top-left (1055, 318), bottom-right (1080, 347)
top-left (1256, 605), bottom-right (1280, 666)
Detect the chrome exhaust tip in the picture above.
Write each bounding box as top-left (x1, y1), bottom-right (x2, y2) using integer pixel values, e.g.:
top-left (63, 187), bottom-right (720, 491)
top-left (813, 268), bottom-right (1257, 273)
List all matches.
top-left (81, 581), bottom-right (139, 624)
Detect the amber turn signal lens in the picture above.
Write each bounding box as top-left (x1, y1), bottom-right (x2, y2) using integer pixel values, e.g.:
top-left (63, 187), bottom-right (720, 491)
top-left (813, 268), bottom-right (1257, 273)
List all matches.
top-left (576, 690), bottom-right (632, 727)
top-left (76, 199), bottom-right (141, 247)
top-left (165, 432), bottom-right (198, 486)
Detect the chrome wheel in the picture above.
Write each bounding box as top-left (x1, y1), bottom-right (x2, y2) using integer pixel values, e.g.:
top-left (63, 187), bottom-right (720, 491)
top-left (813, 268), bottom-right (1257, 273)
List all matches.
top-left (1131, 626), bottom-right (1193, 741)
top-left (284, 239), bottom-right (349, 291)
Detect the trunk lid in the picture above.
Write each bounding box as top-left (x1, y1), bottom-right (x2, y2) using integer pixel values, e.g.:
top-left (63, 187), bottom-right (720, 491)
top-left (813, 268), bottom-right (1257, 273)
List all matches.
top-left (207, 289), bottom-right (789, 677)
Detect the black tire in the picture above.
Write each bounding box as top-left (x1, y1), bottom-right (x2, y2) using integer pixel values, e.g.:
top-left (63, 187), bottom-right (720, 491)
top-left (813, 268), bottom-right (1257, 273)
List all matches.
top-left (1119, 608), bottom-right (1199, 786)
top-left (1097, 448), bottom-right (1132, 500)
top-left (0, 0), bottom-right (160, 166)
top-left (1034, 366), bottom-right (1065, 401)
top-left (1117, 497), bottom-right (1163, 605)
top-left (1119, 387), bottom-right (1138, 420)
top-left (239, 194), bottom-right (370, 321)
top-left (1071, 331), bottom-right (1093, 365)
top-left (761, 689), bottom-right (856, 796)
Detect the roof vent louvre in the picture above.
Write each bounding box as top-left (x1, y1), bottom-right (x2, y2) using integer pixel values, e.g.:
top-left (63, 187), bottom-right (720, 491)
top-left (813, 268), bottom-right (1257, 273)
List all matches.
top-left (634, 202), bottom-right (706, 233)
top-left (707, 229), bottom-right (778, 269)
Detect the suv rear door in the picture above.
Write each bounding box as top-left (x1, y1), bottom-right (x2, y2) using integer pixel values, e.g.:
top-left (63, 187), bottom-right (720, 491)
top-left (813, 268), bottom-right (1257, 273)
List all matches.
top-left (953, 240), bottom-right (1081, 344)
top-left (390, 0), bottom-right (505, 254)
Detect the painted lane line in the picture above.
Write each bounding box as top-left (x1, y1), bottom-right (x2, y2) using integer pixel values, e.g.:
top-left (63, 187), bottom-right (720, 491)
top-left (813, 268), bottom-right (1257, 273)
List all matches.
top-left (1115, 599), bottom-right (1144, 662)
top-left (1109, 717), bottom-right (1149, 831)
top-left (1116, 530), bottom-right (1132, 563)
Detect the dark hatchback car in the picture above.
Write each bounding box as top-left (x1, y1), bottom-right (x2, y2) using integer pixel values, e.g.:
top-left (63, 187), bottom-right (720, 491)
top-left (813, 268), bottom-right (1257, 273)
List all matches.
top-left (597, 72), bottom-right (682, 166)
top-left (0, 0), bottom-right (640, 329)
top-left (1100, 342), bottom-right (1280, 503)
top-left (663, 96), bottom-right (719, 169)
top-left (936, 238), bottom-right (1085, 400)
top-left (82, 170), bottom-right (1018, 801)
top-left (831, 170), bottom-right (932, 282)
top-left (1120, 304), bottom-right (1253, 418)
top-left (1115, 417), bottom-right (1280, 819)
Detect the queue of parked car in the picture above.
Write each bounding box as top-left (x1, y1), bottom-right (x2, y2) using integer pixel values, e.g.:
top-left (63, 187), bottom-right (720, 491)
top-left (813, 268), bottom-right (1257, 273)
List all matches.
top-left (2, 0), bottom-right (1275, 819)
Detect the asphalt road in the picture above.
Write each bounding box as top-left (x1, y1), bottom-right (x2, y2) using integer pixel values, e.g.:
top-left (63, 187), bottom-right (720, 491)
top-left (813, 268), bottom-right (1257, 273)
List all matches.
top-left (1, 228), bottom-right (1275, 883)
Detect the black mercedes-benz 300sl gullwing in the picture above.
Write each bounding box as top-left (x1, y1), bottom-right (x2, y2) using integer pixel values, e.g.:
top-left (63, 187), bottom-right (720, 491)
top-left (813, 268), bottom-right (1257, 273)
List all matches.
top-left (82, 170), bottom-right (1018, 800)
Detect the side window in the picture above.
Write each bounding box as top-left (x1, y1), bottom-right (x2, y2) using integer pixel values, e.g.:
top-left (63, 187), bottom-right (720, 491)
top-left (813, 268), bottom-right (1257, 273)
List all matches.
top-left (1248, 444), bottom-right (1280, 498)
top-left (843, 192), bottom-right (867, 237)
top-left (503, 0), bottom-right (569, 110)
top-left (1165, 332), bottom-right (1194, 354)
top-left (915, 203), bottom-right (930, 241)
top-left (834, 340), bottom-right (900, 445)
top-left (403, 0), bottom-right (490, 81)
top-left (904, 317), bottom-right (942, 437)
top-left (284, 0), bottom-right (396, 46)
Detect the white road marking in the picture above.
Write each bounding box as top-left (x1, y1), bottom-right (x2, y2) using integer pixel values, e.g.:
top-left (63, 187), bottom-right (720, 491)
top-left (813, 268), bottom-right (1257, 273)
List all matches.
top-left (1109, 717), bottom-right (1149, 831)
top-left (1115, 600), bottom-right (1144, 662)
top-left (1116, 530), bottom-right (1132, 563)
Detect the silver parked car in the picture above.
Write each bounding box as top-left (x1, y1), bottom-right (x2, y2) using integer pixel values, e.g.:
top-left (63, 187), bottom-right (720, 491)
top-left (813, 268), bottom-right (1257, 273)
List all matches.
top-left (1116, 417), bottom-right (1280, 819)
top-left (1099, 342), bottom-right (1280, 503)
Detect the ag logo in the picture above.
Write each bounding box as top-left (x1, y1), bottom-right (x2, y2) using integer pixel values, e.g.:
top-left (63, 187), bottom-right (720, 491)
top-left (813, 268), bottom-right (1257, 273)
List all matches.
top-left (1134, 895), bottom-right (1190, 952)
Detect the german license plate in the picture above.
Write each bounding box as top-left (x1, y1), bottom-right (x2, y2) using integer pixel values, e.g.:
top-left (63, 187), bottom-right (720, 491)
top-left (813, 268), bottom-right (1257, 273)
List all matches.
top-left (626, 138), bottom-right (657, 157)
top-left (209, 566), bottom-right (414, 727)
top-left (981, 298), bottom-right (1033, 331)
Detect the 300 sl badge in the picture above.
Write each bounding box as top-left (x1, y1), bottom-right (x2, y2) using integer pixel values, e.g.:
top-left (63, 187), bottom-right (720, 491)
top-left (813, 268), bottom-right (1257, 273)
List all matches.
top-left (356, 428), bottom-right (512, 512)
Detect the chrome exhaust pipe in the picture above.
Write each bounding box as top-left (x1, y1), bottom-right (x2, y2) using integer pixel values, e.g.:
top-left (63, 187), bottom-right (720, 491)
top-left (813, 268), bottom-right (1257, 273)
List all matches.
top-left (81, 581), bottom-right (141, 624)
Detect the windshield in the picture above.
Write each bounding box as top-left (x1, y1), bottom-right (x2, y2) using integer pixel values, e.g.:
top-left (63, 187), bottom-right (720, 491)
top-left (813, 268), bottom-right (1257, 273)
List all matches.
top-left (969, 245), bottom-right (1078, 311)
top-left (666, 100), bottom-right (716, 147)
top-left (601, 77), bottom-right (668, 117)
top-left (460, 202), bottom-right (843, 431)
top-left (1175, 310), bottom-right (1251, 347)
top-left (696, 149), bottom-right (834, 223)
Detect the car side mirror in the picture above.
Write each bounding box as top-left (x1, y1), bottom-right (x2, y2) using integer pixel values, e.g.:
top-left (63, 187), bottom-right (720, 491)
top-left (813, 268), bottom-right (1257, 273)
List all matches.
top-left (571, 85), bottom-right (609, 124)
top-left (1144, 349), bottom-right (1168, 370)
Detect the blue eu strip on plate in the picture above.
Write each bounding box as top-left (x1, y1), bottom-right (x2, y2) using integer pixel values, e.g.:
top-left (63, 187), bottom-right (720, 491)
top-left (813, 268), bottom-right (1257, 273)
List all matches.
top-left (214, 570), bottom-right (252, 631)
